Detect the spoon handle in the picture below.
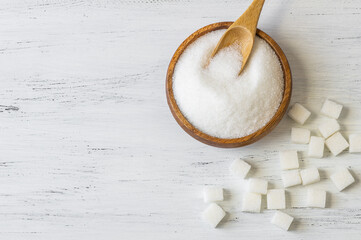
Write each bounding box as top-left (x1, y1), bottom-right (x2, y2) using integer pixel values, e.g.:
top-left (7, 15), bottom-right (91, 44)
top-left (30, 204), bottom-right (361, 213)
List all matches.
top-left (232, 0), bottom-right (265, 37)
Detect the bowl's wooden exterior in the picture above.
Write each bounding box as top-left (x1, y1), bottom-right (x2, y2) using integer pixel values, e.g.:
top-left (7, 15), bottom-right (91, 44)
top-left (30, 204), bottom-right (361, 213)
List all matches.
top-left (166, 22), bottom-right (292, 148)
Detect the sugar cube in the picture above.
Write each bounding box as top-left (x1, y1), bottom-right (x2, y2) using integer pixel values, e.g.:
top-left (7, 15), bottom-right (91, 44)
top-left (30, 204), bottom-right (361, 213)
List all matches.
top-left (267, 189), bottom-right (286, 210)
top-left (279, 150), bottom-right (299, 170)
top-left (308, 136), bottom-right (324, 158)
top-left (307, 189), bottom-right (326, 208)
top-left (320, 99), bottom-right (343, 119)
top-left (288, 103), bottom-right (311, 125)
top-left (300, 167), bottom-right (320, 186)
top-left (282, 170), bottom-right (302, 188)
top-left (318, 119), bottom-right (340, 139)
top-left (325, 132), bottom-right (349, 156)
top-left (248, 178), bottom-right (268, 195)
top-left (242, 192), bottom-right (262, 213)
top-left (202, 203), bottom-right (226, 228)
top-left (203, 187), bottom-right (223, 203)
top-left (291, 127), bottom-right (310, 144)
top-left (230, 158), bottom-right (251, 178)
top-left (349, 134), bottom-right (361, 153)
top-left (330, 168), bottom-right (355, 191)
top-left (271, 211), bottom-right (294, 231)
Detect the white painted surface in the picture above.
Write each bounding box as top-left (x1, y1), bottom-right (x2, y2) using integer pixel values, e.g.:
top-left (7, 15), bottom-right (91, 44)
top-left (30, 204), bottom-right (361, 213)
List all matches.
top-left (0, 0), bottom-right (361, 239)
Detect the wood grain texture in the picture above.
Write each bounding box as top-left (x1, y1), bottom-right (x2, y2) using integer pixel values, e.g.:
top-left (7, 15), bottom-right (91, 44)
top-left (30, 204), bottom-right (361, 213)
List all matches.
top-left (210, 0), bottom-right (265, 71)
top-left (166, 22), bottom-right (292, 148)
top-left (0, 0), bottom-right (361, 239)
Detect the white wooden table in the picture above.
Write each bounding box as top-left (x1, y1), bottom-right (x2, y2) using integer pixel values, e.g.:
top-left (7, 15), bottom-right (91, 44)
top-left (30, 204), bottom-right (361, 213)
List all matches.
top-left (1, 0), bottom-right (361, 239)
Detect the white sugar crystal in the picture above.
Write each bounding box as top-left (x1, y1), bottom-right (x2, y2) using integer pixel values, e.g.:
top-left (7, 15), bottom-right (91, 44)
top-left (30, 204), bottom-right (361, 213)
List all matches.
top-left (330, 168), bottom-right (355, 191)
top-left (248, 178), bottom-right (268, 195)
top-left (318, 119), bottom-right (340, 138)
top-left (288, 103), bottom-right (311, 125)
top-left (282, 170), bottom-right (302, 188)
top-left (279, 150), bottom-right (299, 170)
top-left (320, 99), bottom-right (343, 119)
top-left (308, 136), bottom-right (325, 158)
top-left (267, 189), bottom-right (286, 210)
top-left (349, 134), bottom-right (361, 153)
top-left (300, 167), bottom-right (320, 186)
top-left (307, 189), bottom-right (326, 208)
top-left (325, 132), bottom-right (349, 156)
top-left (242, 192), bottom-right (262, 213)
top-left (173, 30), bottom-right (284, 139)
top-left (202, 203), bottom-right (226, 228)
top-left (291, 127), bottom-right (310, 144)
top-left (230, 159), bottom-right (251, 178)
top-left (203, 187), bottom-right (224, 203)
top-left (271, 211), bottom-right (294, 231)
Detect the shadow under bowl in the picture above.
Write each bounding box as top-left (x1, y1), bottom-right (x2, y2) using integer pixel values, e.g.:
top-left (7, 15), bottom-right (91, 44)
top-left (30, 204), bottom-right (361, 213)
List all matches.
top-left (166, 22), bottom-right (292, 148)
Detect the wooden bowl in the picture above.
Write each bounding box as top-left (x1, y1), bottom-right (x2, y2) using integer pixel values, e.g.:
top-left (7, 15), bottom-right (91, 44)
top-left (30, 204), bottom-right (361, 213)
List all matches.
top-left (166, 22), bottom-right (292, 148)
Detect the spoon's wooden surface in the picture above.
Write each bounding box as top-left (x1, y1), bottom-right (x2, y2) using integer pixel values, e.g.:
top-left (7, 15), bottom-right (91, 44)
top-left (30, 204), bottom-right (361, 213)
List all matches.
top-left (210, 0), bottom-right (265, 73)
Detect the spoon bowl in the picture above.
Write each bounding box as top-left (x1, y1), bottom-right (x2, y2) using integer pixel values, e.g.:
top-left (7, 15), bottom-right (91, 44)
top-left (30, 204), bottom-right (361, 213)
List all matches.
top-left (210, 0), bottom-right (265, 73)
top-left (166, 22), bottom-right (292, 148)
top-left (210, 26), bottom-right (253, 72)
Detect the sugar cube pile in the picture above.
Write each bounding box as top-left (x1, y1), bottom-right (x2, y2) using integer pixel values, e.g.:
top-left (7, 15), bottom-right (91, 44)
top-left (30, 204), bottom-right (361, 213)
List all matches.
top-left (201, 99), bottom-right (359, 230)
top-left (271, 211), bottom-right (294, 231)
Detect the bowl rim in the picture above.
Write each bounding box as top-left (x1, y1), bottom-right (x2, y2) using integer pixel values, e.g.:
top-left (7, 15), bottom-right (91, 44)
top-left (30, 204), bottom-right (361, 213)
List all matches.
top-left (166, 21), bottom-right (292, 148)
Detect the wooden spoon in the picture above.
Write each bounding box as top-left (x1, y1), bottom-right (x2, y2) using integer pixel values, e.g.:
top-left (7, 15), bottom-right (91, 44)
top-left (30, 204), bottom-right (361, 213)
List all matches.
top-left (209, 0), bottom-right (265, 73)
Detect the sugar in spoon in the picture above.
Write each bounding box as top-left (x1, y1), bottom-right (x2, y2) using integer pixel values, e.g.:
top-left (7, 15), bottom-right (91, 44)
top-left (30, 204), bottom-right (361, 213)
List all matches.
top-left (209, 0), bottom-right (265, 74)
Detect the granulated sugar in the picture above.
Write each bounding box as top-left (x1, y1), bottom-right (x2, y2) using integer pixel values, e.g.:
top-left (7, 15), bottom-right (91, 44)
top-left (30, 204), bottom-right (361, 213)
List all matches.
top-left (173, 29), bottom-right (284, 138)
